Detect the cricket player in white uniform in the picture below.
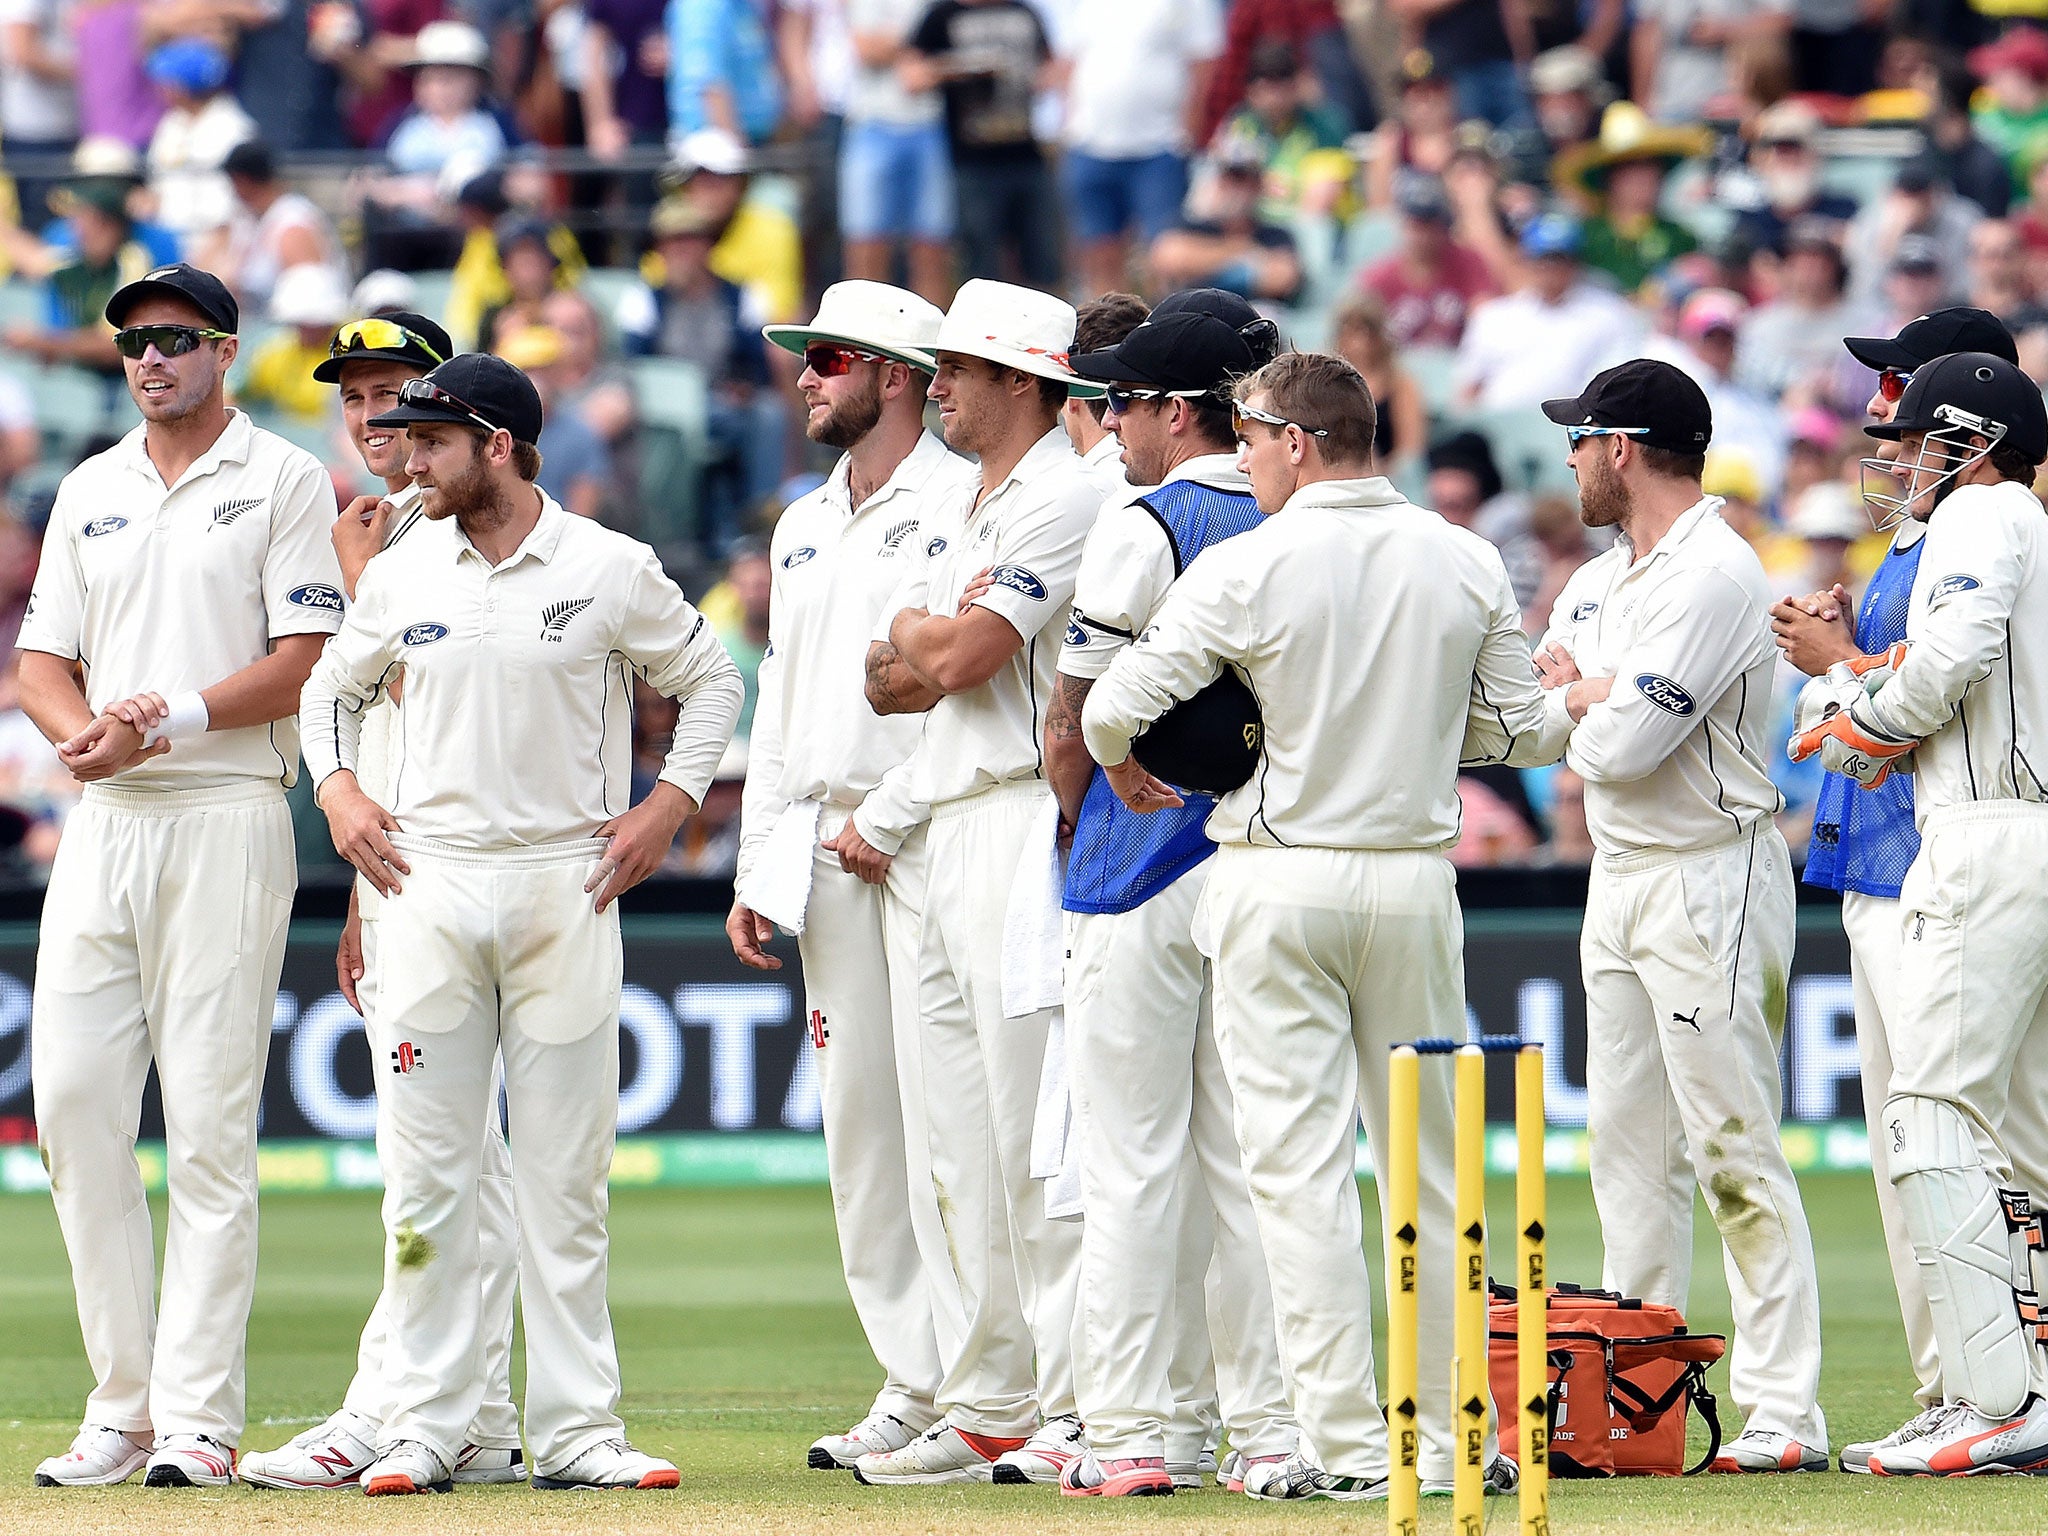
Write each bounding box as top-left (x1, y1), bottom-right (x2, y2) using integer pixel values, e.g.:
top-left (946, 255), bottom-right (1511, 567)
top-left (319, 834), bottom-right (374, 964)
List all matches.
top-left (1534, 359), bottom-right (1829, 1472)
top-left (239, 313), bottom-right (526, 1490)
top-left (1789, 352), bottom-right (2048, 1473)
top-left (1048, 303), bottom-right (1296, 1498)
top-left (24, 263), bottom-right (346, 1489)
top-left (1770, 308), bottom-right (2035, 1472)
top-left (1061, 294), bottom-right (1149, 493)
top-left (300, 354), bottom-right (743, 1494)
top-left (846, 281), bottom-right (1097, 1487)
top-left (726, 282), bottom-right (976, 1470)
top-left (1082, 351), bottom-right (1567, 1500)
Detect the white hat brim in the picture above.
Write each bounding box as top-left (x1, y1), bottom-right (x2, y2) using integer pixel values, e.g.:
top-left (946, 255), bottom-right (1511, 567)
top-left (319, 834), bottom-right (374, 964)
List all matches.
top-left (931, 338), bottom-right (1101, 394)
top-left (762, 323), bottom-right (936, 373)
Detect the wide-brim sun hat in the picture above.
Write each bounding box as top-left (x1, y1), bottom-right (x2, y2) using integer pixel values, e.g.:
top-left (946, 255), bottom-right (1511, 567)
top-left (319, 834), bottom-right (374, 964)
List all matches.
top-left (404, 20), bottom-right (490, 71)
top-left (763, 280), bottom-right (944, 372)
top-left (269, 263), bottom-right (351, 328)
top-left (932, 279), bottom-right (1080, 388)
top-left (1554, 101), bottom-right (1713, 201)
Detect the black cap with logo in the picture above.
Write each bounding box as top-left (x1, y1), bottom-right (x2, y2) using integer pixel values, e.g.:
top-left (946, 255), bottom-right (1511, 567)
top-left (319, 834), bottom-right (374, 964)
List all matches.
top-left (1541, 358), bottom-right (1713, 454)
top-left (368, 352), bottom-right (545, 445)
top-left (105, 262), bottom-right (238, 332)
top-left (1071, 311), bottom-right (1257, 395)
top-left (1843, 306), bottom-right (2018, 373)
top-left (1864, 350), bottom-right (2048, 463)
top-left (312, 310), bottom-right (454, 384)
top-left (1151, 287), bottom-right (1282, 366)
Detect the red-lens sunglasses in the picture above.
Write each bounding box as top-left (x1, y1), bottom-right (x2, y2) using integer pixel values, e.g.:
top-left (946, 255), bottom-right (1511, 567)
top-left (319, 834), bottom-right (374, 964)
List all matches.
top-left (1879, 367), bottom-right (1914, 403)
top-left (803, 343), bottom-right (887, 378)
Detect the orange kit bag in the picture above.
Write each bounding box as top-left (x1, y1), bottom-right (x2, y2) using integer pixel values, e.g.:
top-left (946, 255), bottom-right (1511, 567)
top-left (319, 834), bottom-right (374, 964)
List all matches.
top-left (1487, 1281), bottom-right (1727, 1476)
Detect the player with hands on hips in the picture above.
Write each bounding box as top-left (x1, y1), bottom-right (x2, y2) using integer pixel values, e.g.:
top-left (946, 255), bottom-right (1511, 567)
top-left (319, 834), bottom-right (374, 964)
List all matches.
top-left (1536, 359), bottom-right (1830, 1475)
top-left (300, 353), bottom-right (743, 1495)
top-left (1796, 352), bottom-right (2048, 1475)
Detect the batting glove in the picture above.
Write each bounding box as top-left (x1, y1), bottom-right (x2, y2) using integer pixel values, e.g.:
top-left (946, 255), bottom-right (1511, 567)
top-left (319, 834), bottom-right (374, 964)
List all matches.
top-left (1788, 698), bottom-right (1917, 789)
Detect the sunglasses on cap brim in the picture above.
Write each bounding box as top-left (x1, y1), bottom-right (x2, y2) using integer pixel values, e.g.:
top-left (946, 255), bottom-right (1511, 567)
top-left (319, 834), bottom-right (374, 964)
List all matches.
top-left (330, 318), bottom-right (447, 365)
top-left (395, 375), bottom-right (503, 435)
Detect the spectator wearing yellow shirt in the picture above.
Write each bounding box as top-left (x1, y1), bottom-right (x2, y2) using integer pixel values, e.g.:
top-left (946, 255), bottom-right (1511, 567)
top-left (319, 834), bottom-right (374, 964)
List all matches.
top-left (665, 126), bottom-right (803, 322)
top-left (236, 263), bottom-right (350, 424)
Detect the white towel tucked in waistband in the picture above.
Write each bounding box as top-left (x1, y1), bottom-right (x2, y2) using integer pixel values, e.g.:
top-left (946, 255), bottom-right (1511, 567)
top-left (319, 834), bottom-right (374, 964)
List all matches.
top-left (1030, 1006), bottom-right (1082, 1220)
top-left (735, 801), bottom-right (822, 935)
top-left (1001, 794), bottom-right (1066, 1019)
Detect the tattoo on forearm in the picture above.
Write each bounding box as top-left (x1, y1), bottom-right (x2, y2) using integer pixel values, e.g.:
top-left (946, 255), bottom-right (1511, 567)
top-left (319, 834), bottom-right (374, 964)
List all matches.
top-left (1048, 672), bottom-right (1091, 741)
top-left (866, 642), bottom-right (917, 713)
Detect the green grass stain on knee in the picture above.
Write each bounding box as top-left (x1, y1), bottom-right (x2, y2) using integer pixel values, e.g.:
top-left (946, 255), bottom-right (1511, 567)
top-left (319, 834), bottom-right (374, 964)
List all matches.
top-left (394, 1222), bottom-right (435, 1270)
top-left (1763, 965), bottom-right (1789, 1035)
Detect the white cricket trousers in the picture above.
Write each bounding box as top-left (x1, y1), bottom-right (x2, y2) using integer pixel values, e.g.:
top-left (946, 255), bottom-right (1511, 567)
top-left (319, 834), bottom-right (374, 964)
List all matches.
top-left (372, 834), bottom-right (626, 1475)
top-left (1197, 843), bottom-right (1479, 1483)
top-left (1066, 865), bottom-right (1294, 1461)
top-left (1886, 803), bottom-right (2048, 1403)
top-left (1583, 824), bottom-right (1827, 1448)
top-left (919, 782), bottom-right (1082, 1437)
top-left (32, 781), bottom-right (293, 1444)
top-left (803, 812), bottom-right (958, 1427)
top-left (340, 914), bottom-right (522, 1449)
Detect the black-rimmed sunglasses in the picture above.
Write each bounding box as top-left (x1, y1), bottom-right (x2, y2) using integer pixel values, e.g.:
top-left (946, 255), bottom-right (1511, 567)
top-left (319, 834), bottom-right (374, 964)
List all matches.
top-left (113, 324), bottom-right (231, 359)
top-left (397, 375), bottom-right (502, 436)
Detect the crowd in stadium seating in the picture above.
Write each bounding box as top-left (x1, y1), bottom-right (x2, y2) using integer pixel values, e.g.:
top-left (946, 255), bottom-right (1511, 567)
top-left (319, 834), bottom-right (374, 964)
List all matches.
top-left (0, 0), bottom-right (2042, 877)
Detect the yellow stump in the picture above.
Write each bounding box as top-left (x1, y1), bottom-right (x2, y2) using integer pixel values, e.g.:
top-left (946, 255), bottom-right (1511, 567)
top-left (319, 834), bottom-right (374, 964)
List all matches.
top-left (1453, 1046), bottom-right (1487, 1536)
top-left (1517, 1045), bottom-right (1551, 1536)
top-left (1387, 1045), bottom-right (1421, 1536)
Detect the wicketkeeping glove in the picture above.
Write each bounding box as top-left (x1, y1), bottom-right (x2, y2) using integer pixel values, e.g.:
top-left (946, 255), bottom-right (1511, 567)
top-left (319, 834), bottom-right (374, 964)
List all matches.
top-left (1787, 644), bottom-right (1917, 788)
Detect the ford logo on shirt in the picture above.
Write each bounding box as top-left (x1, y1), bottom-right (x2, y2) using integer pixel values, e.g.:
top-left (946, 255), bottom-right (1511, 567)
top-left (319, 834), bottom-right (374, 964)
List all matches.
top-left (782, 546), bottom-right (817, 570)
top-left (287, 583), bottom-right (345, 613)
top-left (402, 622), bottom-right (450, 645)
top-left (1635, 673), bottom-right (1696, 717)
top-left (926, 536), bottom-right (948, 558)
top-left (1570, 601), bottom-right (1599, 622)
top-left (1930, 573), bottom-right (1981, 603)
top-left (1064, 618), bottom-right (1088, 647)
top-left (989, 565), bottom-right (1047, 601)
top-left (82, 516), bottom-right (128, 537)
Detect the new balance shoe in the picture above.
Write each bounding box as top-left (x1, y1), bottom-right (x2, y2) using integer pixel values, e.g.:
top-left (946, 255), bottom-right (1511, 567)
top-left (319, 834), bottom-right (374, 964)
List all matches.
top-left (1869, 1395), bottom-right (2048, 1476)
top-left (853, 1422), bottom-right (1026, 1486)
top-left (1423, 1453), bottom-right (1521, 1495)
top-left (1059, 1451), bottom-right (1173, 1497)
top-left (991, 1413), bottom-right (1086, 1485)
top-left (143, 1434), bottom-right (237, 1488)
top-left (240, 1411), bottom-right (380, 1489)
top-left (532, 1439), bottom-right (679, 1489)
top-left (33, 1425), bottom-right (150, 1487)
top-left (452, 1443), bottom-right (527, 1484)
top-left (1242, 1451), bottom-right (1387, 1501)
top-left (1165, 1448), bottom-right (1217, 1490)
top-left (1225, 1450), bottom-right (1288, 1493)
top-left (1841, 1405), bottom-right (1947, 1474)
top-left (361, 1440), bottom-right (453, 1495)
top-left (1708, 1427), bottom-right (1830, 1473)
top-left (809, 1413), bottom-right (922, 1470)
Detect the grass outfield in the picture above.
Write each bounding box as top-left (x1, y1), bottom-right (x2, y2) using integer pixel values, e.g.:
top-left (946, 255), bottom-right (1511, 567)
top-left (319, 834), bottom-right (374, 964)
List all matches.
top-left (3, 1173), bottom-right (2046, 1534)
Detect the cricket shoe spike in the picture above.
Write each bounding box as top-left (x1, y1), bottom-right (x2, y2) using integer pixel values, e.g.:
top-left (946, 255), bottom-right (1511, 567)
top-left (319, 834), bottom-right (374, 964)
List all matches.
top-left (1841, 1404), bottom-right (1950, 1474)
top-left (143, 1433), bottom-right (237, 1487)
top-left (239, 1411), bottom-right (380, 1489)
top-left (451, 1443), bottom-right (527, 1484)
top-left (990, 1413), bottom-right (1086, 1485)
top-left (1869, 1394), bottom-right (2048, 1476)
top-left (532, 1439), bottom-right (678, 1489)
top-left (809, 1412), bottom-right (922, 1470)
top-left (1241, 1451), bottom-right (1388, 1501)
top-left (361, 1439), bottom-right (452, 1495)
top-left (1059, 1451), bottom-right (1173, 1497)
top-left (33, 1425), bottom-right (150, 1487)
top-left (853, 1422), bottom-right (1026, 1485)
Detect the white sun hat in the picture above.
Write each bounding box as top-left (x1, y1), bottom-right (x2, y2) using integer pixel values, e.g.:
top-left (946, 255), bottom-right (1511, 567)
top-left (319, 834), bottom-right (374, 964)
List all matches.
top-left (762, 280), bottom-right (944, 372)
top-left (406, 19), bottom-right (490, 71)
top-left (933, 279), bottom-right (1080, 386)
top-left (1786, 480), bottom-right (1869, 543)
top-left (269, 263), bottom-right (351, 327)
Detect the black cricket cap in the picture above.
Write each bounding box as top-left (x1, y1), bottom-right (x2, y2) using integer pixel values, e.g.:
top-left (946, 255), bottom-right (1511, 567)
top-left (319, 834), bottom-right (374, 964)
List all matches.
top-left (105, 262), bottom-right (237, 332)
top-left (1541, 358), bottom-right (1712, 454)
top-left (1864, 350), bottom-right (2048, 463)
top-left (1844, 306), bottom-right (2018, 373)
top-left (312, 310), bottom-right (455, 384)
top-left (1132, 666), bottom-right (1263, 795)
top-left (1072, 311), bottom-right (1256, 395)
top-left (368, 352), bottom-right (545, 445)
top-left (1151, 287), bottom-right (1282, 366)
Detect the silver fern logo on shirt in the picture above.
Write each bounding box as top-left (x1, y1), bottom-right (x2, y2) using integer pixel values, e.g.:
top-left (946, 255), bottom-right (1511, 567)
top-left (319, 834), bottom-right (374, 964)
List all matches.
top-left (211, 497), bottom-right (263, 528)
top-left (541, 597), bottom-right (594, 641)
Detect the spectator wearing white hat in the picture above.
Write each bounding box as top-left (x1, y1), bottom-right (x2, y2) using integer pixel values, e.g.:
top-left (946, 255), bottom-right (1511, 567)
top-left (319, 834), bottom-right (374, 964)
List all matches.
top-left (237, 262), bottom-right (353, 425)
top-left (850, 278), bottom-right (1097, 1487)
top-left (381, 23), bottom-right (507, 201)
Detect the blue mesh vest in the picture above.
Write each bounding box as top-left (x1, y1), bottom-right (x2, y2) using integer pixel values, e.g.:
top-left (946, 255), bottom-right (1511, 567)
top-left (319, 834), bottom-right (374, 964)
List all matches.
top-left (1063, 479), bottom-right (1264, 916)
top-left (1803, 532), bottom-right (1923, 898)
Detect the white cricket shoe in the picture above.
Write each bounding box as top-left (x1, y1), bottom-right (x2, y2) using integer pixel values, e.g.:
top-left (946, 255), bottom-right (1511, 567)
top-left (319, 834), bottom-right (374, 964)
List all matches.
top-left (809, 1412), bottom-right (922, 1470)
top-left (853, 1422), bottom-right (1026, 1485)
top-left (452, 1443), bottom-right (527, 1484)
top-left (1165, 1448), bottom-right (1217, 1489)
top-left (1708, 1427), bottom-right (1830, 1473)
top-left (1242, 1450), bottom-right (1387, 1501)
top-left (1870, 1395), bottom-right (2048, 1477)
top-left (143, 1433), bottom-right (237, 1487)
top-left (239, 1411), bottom-right (380, 1489)
top-left (361, 1439), bottom-right (452, 1495)
top-left (532, 1439), bottom-right (679, 1490)
top-left (33, 1425), bottom-right (150, 1487)
top-left (1423, 1453), bottom-right (1521, 1495)
top-left (1841, 1405), bottom-right (1947, 1474)
top-left (991, 1413), bottom-right (1086, 1485)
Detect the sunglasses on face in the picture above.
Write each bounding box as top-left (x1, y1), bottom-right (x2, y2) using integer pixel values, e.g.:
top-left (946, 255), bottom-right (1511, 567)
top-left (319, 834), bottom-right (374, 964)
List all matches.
top-left (330, 318), bottom-right (447, 365)
top-left (1879, 367), bottom-right (1915, 403)
top-left (1564, 424), bottom-right (1651, 446)
top-left (1230, 400), bottom-right (1329, 441)
top-left (1104, 385), bottom-right (1210, 417)
top-left (113, 324), bottom-right (231, 359)
top-left (397, 374), bottom-right (501, 436)
top-left (803, 343), bottom-right (887, 378)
